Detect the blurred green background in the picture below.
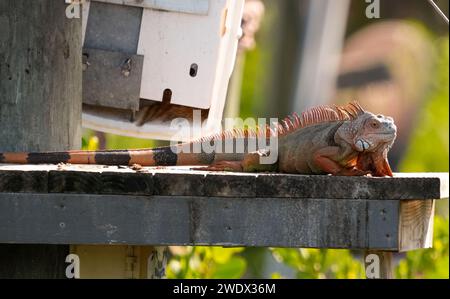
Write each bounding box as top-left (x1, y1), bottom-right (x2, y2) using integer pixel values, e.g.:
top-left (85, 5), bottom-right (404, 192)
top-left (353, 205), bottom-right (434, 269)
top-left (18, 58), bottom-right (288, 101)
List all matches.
top-left (83, 0), bottom-right (449, 279)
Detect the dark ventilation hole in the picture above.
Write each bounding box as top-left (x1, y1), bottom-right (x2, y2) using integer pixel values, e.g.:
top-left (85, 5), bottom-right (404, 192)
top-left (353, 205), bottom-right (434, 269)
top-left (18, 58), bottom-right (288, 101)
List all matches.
top-left (189, 63), bottom-right (198, 77)
top-left (82, 53), bottom-right (89, 63)
top-left (162, 88), bottom-right (172, 103)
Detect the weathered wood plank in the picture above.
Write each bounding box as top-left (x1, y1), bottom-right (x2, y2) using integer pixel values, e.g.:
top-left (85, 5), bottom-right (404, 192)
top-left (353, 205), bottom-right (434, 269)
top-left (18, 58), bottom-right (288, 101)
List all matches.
top-left (399, 199), bottom-right (435, 252)
top-left (255, 172), bottom-right (449, 200)
top-left (49, 170), bottom-right (154, 195)
top-left (0, 165), bottom-right (447, 200)
top-left (367, 200), bottom-right (399, 249)
top-left (0, 193), bottom-right (402, 250)
top-left (0, 170), bottom-right (48, 193)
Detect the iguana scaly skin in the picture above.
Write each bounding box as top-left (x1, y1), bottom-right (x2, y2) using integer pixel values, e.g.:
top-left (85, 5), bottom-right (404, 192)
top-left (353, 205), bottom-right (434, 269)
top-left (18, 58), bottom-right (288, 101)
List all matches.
top-left (0, 102), bottom-right (397, 176)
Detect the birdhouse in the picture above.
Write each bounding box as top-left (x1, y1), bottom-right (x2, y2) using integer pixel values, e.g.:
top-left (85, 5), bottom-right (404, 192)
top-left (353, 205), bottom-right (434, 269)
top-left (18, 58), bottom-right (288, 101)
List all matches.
top-left (81, 0), bottom-right (245, 141)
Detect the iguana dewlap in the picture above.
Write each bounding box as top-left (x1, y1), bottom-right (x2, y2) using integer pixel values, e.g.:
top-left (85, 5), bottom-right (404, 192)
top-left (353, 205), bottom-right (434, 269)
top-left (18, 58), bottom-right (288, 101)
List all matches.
top-left (0, 102), bottom-right (397, 177)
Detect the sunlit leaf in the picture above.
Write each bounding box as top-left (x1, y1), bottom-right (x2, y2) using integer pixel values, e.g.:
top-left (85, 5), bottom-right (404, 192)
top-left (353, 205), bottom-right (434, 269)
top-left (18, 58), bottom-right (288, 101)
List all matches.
top-left (212, 257), bottom-right (247, 279)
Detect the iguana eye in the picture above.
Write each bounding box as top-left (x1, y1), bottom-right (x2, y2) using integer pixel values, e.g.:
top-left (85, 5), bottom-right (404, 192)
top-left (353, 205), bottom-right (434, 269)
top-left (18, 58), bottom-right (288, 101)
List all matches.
top-left (370, 120), bottom-right (380, 128)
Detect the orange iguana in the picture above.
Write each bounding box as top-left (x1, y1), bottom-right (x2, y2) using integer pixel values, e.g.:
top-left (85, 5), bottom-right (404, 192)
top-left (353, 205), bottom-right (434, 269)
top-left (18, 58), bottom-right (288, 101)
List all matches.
top-left (0, 102), bottom-right (397, 176)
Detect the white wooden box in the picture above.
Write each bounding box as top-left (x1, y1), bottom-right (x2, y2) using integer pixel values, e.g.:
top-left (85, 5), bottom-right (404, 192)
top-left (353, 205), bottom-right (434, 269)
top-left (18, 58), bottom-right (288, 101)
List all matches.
top-left (80, 0), bottom-right (244, 140)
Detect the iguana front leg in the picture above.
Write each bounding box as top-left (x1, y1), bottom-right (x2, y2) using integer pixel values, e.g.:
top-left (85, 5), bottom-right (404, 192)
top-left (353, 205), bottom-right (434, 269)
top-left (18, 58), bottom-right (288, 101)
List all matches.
top-left (313, 146), bottom-right (369, 176)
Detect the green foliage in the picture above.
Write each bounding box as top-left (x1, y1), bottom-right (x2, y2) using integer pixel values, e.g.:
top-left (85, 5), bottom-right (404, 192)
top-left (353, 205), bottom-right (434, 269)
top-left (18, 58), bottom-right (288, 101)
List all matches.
top-left (81, 137), bottom-right (88, 149)
top-left (166, 247), bottom-right (247, 279)
top-left (270, 248), bottom-right (364, 279)
top-left (81, 135), bottom-right (99, 150)
top-left (82, 130), bottom-right (157, 150)
top-left (103, 133), bottom-right (157, 150)
top-left (238, 5), bottom-right (276, 119)
top-left (239, 47), bottom-right (264, 119)
top-left (395, 37), bottom-right (449, 279)
top-left (399, 37), bottom-right (449, 172)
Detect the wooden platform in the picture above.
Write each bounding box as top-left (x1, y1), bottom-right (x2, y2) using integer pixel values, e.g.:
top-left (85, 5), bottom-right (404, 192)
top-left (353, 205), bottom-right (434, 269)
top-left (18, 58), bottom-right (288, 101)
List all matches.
top-left (0, 164), bottom-right (447, 252)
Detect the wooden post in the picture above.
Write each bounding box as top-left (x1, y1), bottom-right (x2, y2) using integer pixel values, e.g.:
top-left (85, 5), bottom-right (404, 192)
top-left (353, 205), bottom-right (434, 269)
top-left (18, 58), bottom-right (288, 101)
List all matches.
top-left (0, 0), bottom-right (81, 278)
top-left (364, 251), bottom-right (393, 279)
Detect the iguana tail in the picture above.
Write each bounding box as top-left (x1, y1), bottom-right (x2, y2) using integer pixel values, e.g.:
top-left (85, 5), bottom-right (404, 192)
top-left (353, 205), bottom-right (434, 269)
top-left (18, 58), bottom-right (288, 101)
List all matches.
top-left (0, 117), bottom-right (280, 167)
top-left (0, 146), bottom-right (212, 167)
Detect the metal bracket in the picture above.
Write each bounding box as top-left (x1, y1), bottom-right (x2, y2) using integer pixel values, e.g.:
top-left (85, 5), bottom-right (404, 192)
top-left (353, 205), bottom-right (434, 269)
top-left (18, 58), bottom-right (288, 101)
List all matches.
top-left (82, 48), bottom-right (144, 111)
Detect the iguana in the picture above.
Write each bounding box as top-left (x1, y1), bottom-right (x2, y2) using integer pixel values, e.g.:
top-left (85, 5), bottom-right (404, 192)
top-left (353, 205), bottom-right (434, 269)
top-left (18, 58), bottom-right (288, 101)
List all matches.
top-left (0, 102), bottom-right (397, 176)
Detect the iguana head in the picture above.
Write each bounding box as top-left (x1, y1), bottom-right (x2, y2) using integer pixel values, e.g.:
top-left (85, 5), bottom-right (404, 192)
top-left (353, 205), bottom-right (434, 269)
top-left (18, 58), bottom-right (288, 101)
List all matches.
top-left (351, 112), bottom-right (397, 153)
top-left (350, 112), bottom-right (397, 177)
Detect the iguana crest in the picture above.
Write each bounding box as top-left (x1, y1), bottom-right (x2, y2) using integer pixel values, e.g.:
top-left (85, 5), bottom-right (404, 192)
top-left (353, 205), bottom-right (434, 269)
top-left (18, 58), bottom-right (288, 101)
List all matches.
top-left (277, 101), bottom-right (365, 135)
top-left (198, 101), bottom-right (366, 142)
